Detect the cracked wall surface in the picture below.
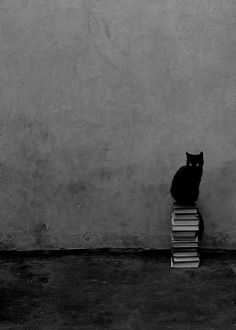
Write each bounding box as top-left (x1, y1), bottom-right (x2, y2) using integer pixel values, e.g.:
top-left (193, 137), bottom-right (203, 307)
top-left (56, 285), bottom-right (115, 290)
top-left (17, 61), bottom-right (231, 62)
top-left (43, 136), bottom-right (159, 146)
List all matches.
top-left (0, 0), bottom-right (235, 249)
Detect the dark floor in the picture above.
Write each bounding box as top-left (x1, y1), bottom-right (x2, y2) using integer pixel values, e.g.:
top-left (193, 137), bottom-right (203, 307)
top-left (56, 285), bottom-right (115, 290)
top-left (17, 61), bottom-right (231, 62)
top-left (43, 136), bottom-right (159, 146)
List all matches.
top-left (0, 251), bottom-right (235, 329)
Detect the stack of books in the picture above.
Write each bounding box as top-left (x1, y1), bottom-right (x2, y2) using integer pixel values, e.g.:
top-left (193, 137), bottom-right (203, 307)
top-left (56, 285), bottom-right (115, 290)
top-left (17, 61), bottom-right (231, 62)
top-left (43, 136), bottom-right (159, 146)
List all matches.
top-left (171, 204), bottom-right (200, 268)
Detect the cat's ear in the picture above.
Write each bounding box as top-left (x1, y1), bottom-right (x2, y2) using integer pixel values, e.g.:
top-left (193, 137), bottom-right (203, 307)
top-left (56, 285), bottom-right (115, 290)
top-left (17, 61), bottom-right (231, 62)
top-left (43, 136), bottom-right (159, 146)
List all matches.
top-left (199, 151), bottom-right (204, 164)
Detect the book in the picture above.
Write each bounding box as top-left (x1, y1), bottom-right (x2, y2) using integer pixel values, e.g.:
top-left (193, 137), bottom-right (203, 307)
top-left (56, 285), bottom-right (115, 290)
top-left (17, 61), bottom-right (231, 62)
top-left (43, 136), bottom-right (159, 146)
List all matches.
top-left (172, 242), bottom-right (198, 248)
top-left (172, 236), bottom-right (199, 242)
top-left (172, 235), bottom-right (199, 242)
top-left (172, 238), bottom-right (198, 243)
top-left (174, 209), bottom-right (198, 214)
top-left (172, 214), bottom-right (198, 220)
top-left (172, 219), bottom-right (199, 226)
top-left (173, 256), bottom-right (200, 263)
top-left (172, 225), bottom-right (199, 231)
top-left (173, 249), bottom-right (199, 254)
top-left (172, 242), bottom-right (198, 247)
top-left (172, 231), bottom-right (197, 237)
top-left (173, 203), bottom-right (196, 209)
top-left (173, 251), bottom-right (198, 257)
top-left (171, 258), bottom-right (200, 268)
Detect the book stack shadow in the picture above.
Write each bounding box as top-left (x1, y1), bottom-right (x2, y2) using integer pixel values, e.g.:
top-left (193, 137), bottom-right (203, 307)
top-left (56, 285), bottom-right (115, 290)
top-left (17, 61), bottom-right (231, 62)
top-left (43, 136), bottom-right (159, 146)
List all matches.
top-left (171, 204), bottom-right (200, 268)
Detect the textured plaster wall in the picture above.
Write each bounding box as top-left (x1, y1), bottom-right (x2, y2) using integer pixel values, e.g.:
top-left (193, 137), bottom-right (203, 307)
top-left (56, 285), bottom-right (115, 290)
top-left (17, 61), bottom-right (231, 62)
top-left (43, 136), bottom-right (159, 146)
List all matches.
top-left (0, 0), bottom-right (235, 250)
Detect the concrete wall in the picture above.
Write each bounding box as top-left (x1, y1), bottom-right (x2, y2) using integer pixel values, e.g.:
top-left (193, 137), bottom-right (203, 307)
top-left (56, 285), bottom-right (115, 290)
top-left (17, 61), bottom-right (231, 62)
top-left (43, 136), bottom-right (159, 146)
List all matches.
top-left (0, 0), bottom-right (235, 250)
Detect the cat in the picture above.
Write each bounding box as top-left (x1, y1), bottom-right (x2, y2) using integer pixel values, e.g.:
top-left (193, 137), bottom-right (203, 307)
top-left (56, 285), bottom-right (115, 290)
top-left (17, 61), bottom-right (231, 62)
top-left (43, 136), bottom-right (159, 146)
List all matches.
top-left (170, 151), bottom-right (204, 239)
top-left (170, 151), bottom-right (204, 205)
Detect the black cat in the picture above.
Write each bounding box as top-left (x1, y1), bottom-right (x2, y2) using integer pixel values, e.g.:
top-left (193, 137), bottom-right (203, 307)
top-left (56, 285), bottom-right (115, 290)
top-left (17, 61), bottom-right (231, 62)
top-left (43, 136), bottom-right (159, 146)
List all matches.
top-left (170, 152), bottom-right (204, 205)
top-left (170, 151), bottom-right (204, 239)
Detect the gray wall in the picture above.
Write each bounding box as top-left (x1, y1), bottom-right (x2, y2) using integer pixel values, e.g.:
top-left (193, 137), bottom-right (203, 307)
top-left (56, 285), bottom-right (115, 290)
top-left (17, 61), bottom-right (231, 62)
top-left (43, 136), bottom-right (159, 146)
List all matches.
top-left (0, 0), bottom-right (235, 250)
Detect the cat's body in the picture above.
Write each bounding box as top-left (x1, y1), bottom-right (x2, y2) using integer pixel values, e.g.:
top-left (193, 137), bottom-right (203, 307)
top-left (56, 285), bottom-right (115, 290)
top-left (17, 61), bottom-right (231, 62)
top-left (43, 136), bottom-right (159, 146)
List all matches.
top-left (170, 151), bottom-right (204, 239)
top-left (170, 165), bottom-right (202, 205)
top-left (170, 152), bottom-right (204, 205)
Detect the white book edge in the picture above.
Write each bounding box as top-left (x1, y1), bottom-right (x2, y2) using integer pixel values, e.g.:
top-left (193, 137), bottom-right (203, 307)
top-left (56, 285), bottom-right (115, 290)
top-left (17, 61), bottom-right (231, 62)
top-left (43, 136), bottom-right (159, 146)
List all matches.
top-left (172, 225), bottom-right (199, 231)
top-left (172, 236), bottom-right (199, 242)
top-left (173, 252), bottom-right (199, 257)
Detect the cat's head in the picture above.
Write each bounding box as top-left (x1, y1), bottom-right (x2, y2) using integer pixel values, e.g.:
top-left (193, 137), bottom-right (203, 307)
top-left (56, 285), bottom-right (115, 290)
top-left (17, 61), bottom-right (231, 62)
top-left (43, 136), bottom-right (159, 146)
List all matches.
top-left (186, 151), bottom-right (204, 168)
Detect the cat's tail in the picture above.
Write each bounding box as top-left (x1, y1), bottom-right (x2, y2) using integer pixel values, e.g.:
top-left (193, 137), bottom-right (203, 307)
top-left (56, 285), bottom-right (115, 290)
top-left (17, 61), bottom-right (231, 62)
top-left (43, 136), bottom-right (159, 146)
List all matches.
top-left (198, 210), bottom-right (204, 241)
